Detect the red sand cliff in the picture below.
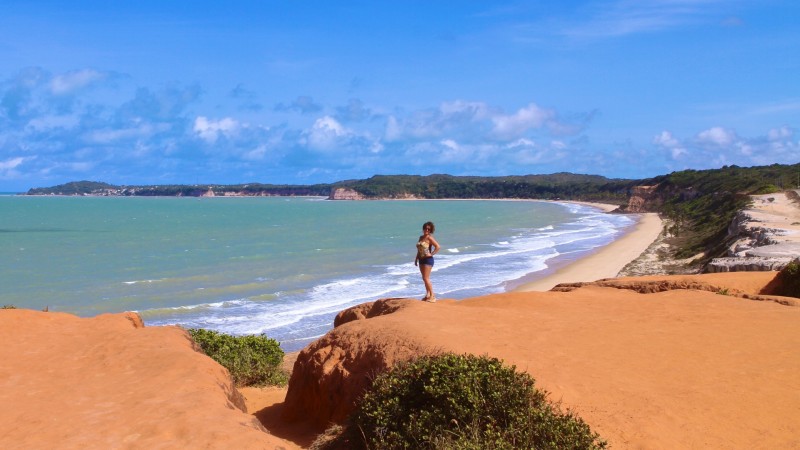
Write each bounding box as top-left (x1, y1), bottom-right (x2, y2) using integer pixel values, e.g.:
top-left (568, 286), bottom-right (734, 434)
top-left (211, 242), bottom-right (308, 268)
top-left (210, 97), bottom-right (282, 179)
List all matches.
top-left (2, 272), bottom-right (799, 449)
top-left (0, 310), bottom-right (288, 449)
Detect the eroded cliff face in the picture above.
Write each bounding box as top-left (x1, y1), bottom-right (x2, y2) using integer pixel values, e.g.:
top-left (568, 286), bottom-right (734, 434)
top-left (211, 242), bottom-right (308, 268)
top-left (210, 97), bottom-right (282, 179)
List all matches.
top-left (621, 184), bottom-right (699, 213)
top-left (328, 188), bottom-right (366, 200)
top-left (282, 299), bottom-right (436, 428)
top-left (623, 185), bottom-right (660, 212)
top-left (707, 193), bottom-right (800, 273)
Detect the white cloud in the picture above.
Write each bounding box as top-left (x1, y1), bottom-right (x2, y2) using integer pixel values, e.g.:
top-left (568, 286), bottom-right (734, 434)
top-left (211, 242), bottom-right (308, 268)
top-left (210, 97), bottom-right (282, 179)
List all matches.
top-left (440, 139), bottom-right (460, 151)
top-left (50, 69), bottom-right (106, 95)
top-left (653, 130), bottom-right (687, 159)
top-left (194, 116), bottom-right (241, 143)
top-left (653, 130), bottom-right (679, 148)
top-left (0, 157), bottom-right (25, 170)
top-left (696, 126), bottom-right (736, 147)
top-left (305, 116), bottom-right (347, 151)
top-left (507, 138), bottom-right (536, 148)
top-left (491, 103), bottom-right (554, 139)
top-left (767, 126), bottom-right (793, 141)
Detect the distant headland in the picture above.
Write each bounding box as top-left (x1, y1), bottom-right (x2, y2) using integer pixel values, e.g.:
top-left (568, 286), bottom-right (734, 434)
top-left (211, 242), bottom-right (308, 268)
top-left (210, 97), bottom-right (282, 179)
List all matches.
top-left (23, 163), bottom-right (800, 272)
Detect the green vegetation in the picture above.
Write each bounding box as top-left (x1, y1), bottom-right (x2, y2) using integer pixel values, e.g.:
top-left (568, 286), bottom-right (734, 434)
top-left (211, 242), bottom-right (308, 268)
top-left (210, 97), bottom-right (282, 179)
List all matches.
top-left (186, 328), bottom-right (286, 387)
top-left (2, 305), bottom-right (17, 309)
top-left (640, 163), bottom-right (800, 259)
top-left (772, 260), bottom-right (800, 298)
top-left (339, 173), bottom-right (633, 203)
top-left (316, 353), bottom-right (605, 450)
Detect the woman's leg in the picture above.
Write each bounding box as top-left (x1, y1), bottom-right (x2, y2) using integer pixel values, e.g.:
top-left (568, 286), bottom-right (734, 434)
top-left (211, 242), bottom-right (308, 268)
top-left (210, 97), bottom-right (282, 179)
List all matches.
top-left (420, 264), bottom-right (433, 299)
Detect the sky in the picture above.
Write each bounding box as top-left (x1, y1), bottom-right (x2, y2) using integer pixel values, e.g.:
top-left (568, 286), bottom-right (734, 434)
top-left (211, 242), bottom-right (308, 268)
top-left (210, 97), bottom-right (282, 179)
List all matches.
top-left (0, 1), bottom-right (798, 191)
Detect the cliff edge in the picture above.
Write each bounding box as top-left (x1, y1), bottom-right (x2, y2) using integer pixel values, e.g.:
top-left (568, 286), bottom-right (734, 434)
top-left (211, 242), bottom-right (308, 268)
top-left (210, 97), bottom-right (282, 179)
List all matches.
top-left (282, 273), bottom-right (800, 448)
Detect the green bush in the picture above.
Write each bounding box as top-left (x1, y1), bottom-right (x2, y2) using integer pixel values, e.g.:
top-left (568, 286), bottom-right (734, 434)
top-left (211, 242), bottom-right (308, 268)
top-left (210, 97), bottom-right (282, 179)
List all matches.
top-left (187, 328), bottom-right (286, 387)
top-left (320, 353), bottom-right (605, 450)
top-left (1, 305), bottom-right (17, 309)
top-left (774, 260), bottom-right (800, 298)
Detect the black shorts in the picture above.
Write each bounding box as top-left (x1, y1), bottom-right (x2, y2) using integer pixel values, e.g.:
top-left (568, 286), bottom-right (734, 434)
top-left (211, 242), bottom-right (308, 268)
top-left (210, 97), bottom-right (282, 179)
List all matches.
top-left (419, 256), bottom-right (434, 266)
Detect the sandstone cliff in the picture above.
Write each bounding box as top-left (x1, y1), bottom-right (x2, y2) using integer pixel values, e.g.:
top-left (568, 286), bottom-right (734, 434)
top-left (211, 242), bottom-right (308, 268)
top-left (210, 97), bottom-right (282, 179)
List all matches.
top-left (282, 273), bottom-right (800, 448)
top-left (707, 192), bottom-right (800, 272)
top-left (328, 187), bottom-right (365, 200)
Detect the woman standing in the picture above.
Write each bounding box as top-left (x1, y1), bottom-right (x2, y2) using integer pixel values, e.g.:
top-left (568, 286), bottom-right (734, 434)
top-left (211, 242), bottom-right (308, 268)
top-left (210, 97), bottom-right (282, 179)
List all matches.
top-left (414, 221), bottom-right (441, 302)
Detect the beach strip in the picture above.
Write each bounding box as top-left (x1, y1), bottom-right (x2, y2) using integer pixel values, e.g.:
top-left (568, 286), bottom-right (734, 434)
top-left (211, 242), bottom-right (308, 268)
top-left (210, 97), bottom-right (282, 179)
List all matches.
top-left (516, 210), bottom-right (663, 292)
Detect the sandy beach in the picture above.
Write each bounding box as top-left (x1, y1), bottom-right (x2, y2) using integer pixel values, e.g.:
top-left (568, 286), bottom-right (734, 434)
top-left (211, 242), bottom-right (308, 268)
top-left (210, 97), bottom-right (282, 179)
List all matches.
top-left (517, 204), bottom-right (664, 291)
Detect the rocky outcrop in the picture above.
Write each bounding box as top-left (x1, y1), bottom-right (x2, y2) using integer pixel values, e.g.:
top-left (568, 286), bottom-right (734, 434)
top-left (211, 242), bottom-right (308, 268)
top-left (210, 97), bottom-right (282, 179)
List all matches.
top-left (0, 310), bottom-right (289, 449)
top-left (708, 193), bottom-right (800, 273)
top-left (623, 185), bottom-right (660, 212)
top-left (328, 187), bottom-right (366, 200)
top-left (282, 299), bottom-right (436, 428)
top-left (707, 255), bottom-right (795, 273)
top-left (621, 184), bottom-right (699, 213)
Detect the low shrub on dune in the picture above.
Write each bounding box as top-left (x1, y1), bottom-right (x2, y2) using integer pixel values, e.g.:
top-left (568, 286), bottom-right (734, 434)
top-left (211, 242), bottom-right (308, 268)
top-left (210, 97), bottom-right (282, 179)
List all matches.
top-left (315, 353), bottom-right (606, 450)
top-left (773, 260), bottom-right (800, 298)
top-left (187, 328), bottom-right (286, 387)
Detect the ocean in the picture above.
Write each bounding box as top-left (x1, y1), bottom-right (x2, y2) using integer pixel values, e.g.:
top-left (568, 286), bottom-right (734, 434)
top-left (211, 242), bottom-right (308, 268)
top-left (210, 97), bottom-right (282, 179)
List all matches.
top-left (1, 196), bottom-right (635, 351)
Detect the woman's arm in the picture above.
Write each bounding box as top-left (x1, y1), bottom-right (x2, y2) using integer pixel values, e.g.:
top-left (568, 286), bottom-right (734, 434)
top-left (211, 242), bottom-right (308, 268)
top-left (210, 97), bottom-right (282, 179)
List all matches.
top-left (428, 236), bottom-right (441, 256)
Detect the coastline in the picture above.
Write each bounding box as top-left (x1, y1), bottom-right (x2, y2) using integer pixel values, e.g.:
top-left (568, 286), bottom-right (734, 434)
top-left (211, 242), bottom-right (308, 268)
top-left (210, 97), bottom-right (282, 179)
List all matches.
top-left (515, 207), bottom-right (664, 292)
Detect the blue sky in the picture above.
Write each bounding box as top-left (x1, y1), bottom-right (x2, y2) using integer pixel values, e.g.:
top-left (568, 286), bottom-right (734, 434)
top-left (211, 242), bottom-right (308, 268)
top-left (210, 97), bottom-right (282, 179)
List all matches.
top-left (1, 1), bottom-right (798, 191)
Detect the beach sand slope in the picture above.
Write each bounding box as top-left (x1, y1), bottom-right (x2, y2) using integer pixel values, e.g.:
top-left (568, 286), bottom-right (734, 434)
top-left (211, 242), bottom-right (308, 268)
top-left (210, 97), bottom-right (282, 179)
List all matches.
top-left (0, 310), bottom-right (289, 449)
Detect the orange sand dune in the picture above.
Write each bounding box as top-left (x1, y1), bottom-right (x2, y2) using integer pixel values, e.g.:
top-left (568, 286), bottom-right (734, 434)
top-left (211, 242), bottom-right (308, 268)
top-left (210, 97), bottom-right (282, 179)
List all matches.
top-left (0, 310), bottom-right (289, 449)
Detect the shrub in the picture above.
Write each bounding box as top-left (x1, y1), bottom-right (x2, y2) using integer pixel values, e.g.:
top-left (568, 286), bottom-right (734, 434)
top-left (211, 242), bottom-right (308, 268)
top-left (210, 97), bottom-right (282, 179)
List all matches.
top-left (187, 328), bottom-right (286, 387)
top-left (2, 305), bottom-right (17, 309)
top-left (773, 260), bottom-right (800, 298)
top-left (319, 353), bottom-right (605, 450)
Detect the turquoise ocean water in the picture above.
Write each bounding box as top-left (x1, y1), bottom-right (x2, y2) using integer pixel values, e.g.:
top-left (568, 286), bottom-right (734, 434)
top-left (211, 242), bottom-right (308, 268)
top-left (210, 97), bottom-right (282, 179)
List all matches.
top-left (0, 196), bottom-right (635, 351)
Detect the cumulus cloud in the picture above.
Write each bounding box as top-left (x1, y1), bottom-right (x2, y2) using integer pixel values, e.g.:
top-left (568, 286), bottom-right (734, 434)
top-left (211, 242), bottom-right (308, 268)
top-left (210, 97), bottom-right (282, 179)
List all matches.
top-left (305, 116), bottom-right (346, 150)
top-left (384, 100), bottom-right (576, 145)
top-left (696, 126), bottom-right (737, 147)
top-left (653, 125), bottom-right (799, 172)
top-left (768, 125), bottom-right (794, 141)
top-left (193, 116), bottom-right (241, 143)
top-left (491, 103), bottom-right (554, 139)
top-left (653, 130), bottom-right (687, 159)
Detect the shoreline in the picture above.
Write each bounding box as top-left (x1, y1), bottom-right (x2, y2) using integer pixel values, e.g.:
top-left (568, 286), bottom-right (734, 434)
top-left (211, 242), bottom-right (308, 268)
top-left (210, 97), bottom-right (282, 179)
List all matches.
top-left (514, 209), bottom-right (664, 292)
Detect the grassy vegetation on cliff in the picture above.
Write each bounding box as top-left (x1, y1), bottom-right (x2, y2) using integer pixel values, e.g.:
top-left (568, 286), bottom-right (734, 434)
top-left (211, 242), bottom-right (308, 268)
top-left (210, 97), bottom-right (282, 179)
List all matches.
top-left (641, 163), bottom-right (800, 259)
top-left (315, 353), bottom-right (605, 450)
top-left (187, 328), bottom-right (286, 387)
top-left (339, 173), bottom-right (633, 203)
